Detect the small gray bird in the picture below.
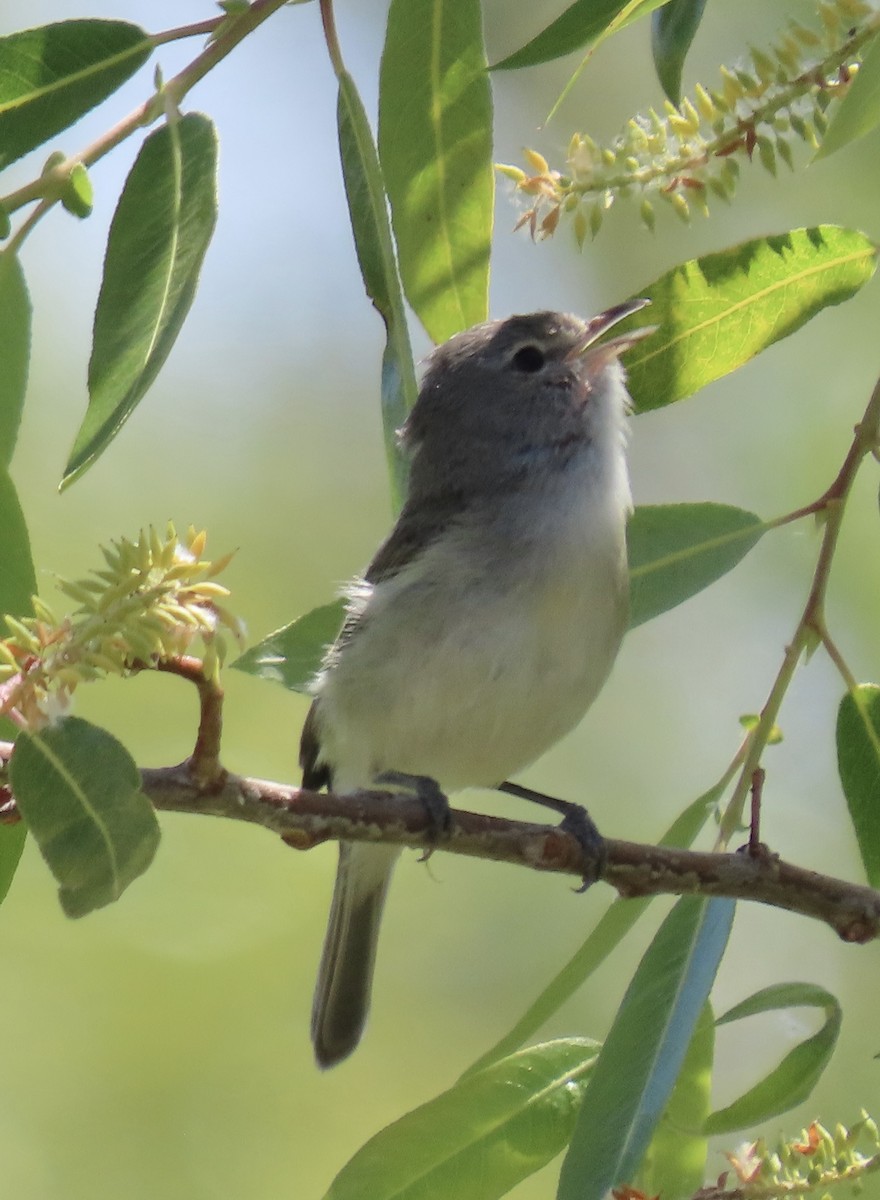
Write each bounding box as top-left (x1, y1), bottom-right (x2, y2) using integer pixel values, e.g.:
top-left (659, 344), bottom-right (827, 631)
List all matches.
top-left (301, 302), bottom-right (651, 1067)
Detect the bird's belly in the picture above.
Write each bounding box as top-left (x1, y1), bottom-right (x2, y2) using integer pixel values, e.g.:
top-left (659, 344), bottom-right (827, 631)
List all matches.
top-left (317, 549), bottom-right (627, 792)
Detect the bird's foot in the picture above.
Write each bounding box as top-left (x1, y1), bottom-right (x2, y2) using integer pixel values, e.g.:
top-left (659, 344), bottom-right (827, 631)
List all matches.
top-left (376, 770), bottom-right (451, 859)
top-left (498, 780), bottom-right (606, 890)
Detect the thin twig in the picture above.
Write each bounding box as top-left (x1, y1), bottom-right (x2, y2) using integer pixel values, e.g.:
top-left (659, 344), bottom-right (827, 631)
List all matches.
top-left (748, 766), bottom-right (764, 854)
top-left (152, 18), bottom-right (223, 46)
top-left (718, 375), bottom-right (880, 846)
top-left (154, 657), bottom-right (225, 786)
top-left (0, 0), bottom-right (290, 234)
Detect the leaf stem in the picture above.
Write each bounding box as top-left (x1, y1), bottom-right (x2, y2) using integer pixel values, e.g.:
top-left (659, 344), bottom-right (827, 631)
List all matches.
top-left (162, 0), bottom-right (290, 107)
top-left (5, 198), bottom-right (53, 256)
top-left (319, 0), bottom-right (345, 78)
top-left (0, 0), bottom-right (290, 242)
top-left (151, 18), bottom-right (223, 47)
top-left (821, 627), bottom-right (860, 693)
top-left (718, 374), bottom-right (880, 846)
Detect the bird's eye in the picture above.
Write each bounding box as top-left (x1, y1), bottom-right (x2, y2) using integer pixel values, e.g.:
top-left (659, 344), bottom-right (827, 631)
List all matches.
top-left (512, 344), bottom-right (546, 373)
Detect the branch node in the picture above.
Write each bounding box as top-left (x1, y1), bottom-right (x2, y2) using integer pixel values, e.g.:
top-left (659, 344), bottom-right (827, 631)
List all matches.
top-left (281, 829), bottom-right (327, 851)
top-left (838, 917), bottom-right (875, 944)
top-left (155, 656), bottom-right (225, 786)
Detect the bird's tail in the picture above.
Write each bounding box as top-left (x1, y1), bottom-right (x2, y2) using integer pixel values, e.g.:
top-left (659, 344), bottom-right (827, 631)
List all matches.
top-left (311, 841), bottom-right (400, 1068)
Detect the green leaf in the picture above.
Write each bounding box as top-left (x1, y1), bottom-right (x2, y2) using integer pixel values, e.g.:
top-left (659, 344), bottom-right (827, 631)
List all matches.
top-left (63, 112), bottom-right (218, 489)
top-left (9, 716), bottom-right (160, 917)
top-left (231, 600), bottom-right (344, 691)
top-left (324, 1038), bottom-right (599, 1200)
top-left (651, 0), bottom-right (707, 103)
top-left (0, 468), bottom-right (37, 617)
top-left (0, 467), bottom-right (36, 906)
top-left (815, 31), bottom-right (880, 160)
top-left (492, 0), bottom-right (664, 72)
top-left (378, 0), bottom-right (493, 343)
top-left (0, 823), bottom-right (26, 905)
top-left (628, 504), bottom-right (767, 628)
top-left (621, 227), bottom-right (878, 412)
top-left (558, 896), bottom-right (735, 1200)
top-left (637, 1001), bottom-right (714, 1200)
top-left (337, 70), bottom-right (416, 507)
top-left (60, 161), bottom-right (93, 218)
top-left (0, 252), bottom-right (30, 466)
top-left (0, 20), bottom-right (152, 169)
top-left (836, 685), bottom-right (880, 886)
top-left (704, 983), bottom-right (841, 1135)
top-left (466, 783), bottom-right (722, 1076)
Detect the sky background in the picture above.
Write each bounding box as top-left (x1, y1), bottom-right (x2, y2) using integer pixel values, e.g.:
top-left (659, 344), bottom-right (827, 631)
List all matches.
top-left (2, 2), bottom-right (880, 1197)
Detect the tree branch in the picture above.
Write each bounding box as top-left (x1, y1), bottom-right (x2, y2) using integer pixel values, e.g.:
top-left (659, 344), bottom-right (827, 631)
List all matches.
top-left (2, 0), bottom-right (290, 232)
top-left (1, 736), bottom-right (872, 944)
top-left (718, 371), bottom-right (880, 846)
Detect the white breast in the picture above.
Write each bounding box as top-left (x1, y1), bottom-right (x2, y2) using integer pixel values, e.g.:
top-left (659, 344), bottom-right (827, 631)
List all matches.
top-left (313, 437), bottom-right (631, 794)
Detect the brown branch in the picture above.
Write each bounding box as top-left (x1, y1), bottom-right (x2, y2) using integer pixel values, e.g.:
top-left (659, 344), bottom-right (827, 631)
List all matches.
top-left (718, 373), bottom-right (880, 846)
top-left (0, 735), bottom-right (876, 939)
top-left (4, 731), bottom-right (873, 943)
top-left (153, 656), bottom-right (224, 786)
top-left (140, 769), bottom-right (880, 941)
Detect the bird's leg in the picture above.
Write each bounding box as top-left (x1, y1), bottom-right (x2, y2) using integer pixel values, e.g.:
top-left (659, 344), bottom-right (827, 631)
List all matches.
top-left (375, 770), bottom-right (452, 855)
top-left (497, 780), bottom-right (606, 890)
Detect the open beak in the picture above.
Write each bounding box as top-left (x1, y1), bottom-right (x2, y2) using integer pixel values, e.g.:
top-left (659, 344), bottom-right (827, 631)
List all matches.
top-left (566, 298), bottom-right (655, 367)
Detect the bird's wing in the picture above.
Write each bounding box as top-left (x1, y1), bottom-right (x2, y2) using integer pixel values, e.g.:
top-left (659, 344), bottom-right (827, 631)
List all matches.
top-left (298, 494), bottom-right (465, 787)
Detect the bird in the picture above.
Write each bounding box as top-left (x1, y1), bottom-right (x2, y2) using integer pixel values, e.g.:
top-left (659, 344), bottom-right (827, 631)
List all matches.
top-left (300, 301), bottom-right (651, 1067)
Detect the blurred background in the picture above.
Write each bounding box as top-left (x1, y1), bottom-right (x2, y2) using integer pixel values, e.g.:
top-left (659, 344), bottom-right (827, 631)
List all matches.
top-left (1, 1), bottom-right (879, 1196)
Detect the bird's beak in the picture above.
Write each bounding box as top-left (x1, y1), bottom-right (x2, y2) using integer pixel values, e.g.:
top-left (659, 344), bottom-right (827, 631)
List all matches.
top-left (567, 298), bottom-right (655, 367)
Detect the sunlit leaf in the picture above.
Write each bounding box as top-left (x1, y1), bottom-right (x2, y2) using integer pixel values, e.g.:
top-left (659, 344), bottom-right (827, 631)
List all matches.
top-left (651, 0), bottom-right (707, 103)
top-left (492, 0), bottom-right (663, 72)
top-left (337, 71), bottom-right (416, 506)
top-left (0, 20), bottom-right (152, 169)
top-left (557, 897), bottom-right (735, 1200)
top-left (704, 982), bottom-right (841, 1134)
top-left (63, 113), bottom-right (218, 488)
top-left (620, 227), bottom-right (878, 412)
top-left (379, 0), bottom-right (493, 342)
top-left (637, 1001), bottom-right (714, 1200)
top-left (836, 685), bottom-right (880, 886)
top-left (324, 1039), bottom-right (599, 1200)
top-left (628, 504), bottom-right (767, 627)
top-left (10, 716), bottom-right (160, 917)
top-left (231, 600), bottom-right (344, 692)
top-left (815, 31), bottom-right (880, 159)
